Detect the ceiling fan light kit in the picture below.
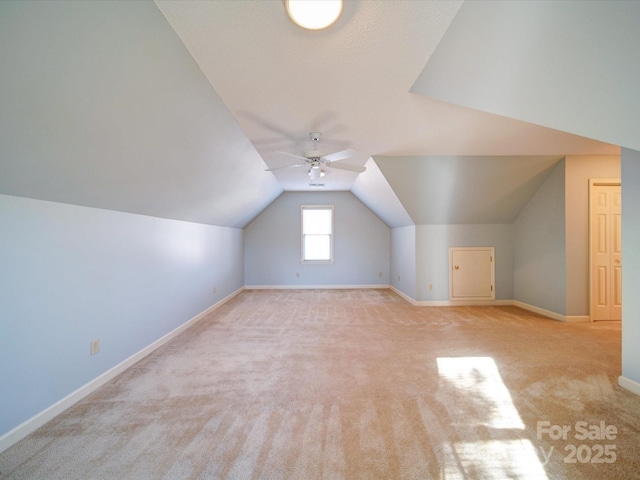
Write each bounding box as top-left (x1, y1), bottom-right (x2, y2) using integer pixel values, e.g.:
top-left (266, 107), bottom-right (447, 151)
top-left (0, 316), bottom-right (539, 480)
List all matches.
top-left (285, 0), bottom-right (343, 30)
top-left (264, 132), bottom-right (366, 184)
top-left (309, 165), bottom-right (325, 180)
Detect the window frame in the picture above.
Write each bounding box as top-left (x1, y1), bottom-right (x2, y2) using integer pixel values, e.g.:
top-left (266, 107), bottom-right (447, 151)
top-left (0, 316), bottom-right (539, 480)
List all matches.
top-left (301, 205), bottom-right (334, 264)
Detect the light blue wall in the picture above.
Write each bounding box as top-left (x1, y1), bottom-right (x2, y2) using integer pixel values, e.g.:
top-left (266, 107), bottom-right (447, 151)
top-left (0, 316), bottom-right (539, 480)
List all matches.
top-left (513, 160), bottom-right (566, 314)
top-left (390, 226), bottom-right (416, 299)
top-left (412, 1), bottom-right (640, 152)
top-left (0, 195), bottom-right (243, 436)
top-left (0, 0), bottom-right (280, 228)
top-left (244, 192), bottom-right (390, 286)
top-left (415, 224), bottom-right (513, 302)
top-left (621, 148), bottom-right (640, 385)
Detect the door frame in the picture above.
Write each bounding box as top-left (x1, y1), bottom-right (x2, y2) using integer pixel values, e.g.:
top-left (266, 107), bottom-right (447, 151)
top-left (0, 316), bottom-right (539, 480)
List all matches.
top-left (588, 178), bottom-right (621, 321)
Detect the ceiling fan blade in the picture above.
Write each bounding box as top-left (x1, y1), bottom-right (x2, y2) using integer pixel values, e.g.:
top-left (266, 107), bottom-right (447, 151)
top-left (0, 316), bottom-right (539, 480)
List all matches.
top-left (265, 163), bottom-right (307, 172)
top-left (328, 162), bottom-right (366, 173)
top-left (275, 150), bottom-right (310, 162)
top-left (323, 148), bottom-right (357, 162)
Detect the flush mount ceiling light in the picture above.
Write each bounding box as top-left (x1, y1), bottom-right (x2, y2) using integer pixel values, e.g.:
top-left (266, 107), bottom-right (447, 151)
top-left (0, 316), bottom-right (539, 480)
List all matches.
top-left (285, 0), bottom-right (343, 30)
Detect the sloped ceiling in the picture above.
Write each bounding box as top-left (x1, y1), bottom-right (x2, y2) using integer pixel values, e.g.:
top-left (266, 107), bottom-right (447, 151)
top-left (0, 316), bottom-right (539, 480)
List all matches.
top-left (155, 0), bottom-right (619, 227)
top-left (411, 0), bottom-right (639, 152)
top-left (351, 158), bottom-right (413, 228)
top-left (0, 1), bottom-right (281, 228)
top-left (374, 155), bottom-right (562, 224)
top-left (155, 0), bottom-right (618, 165)
top-left (0, 1), bottom-right (624, 230)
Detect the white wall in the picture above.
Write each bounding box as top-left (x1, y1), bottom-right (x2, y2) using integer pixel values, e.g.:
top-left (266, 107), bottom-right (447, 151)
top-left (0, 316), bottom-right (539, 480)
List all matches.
top-left (0, 195), bottom-right (243, 437)
top-left (415, 224), bottom-right (513, 302)
top-left (244, 192), bottom-right (390, 287)
top-left (621, 148), bottom-right (640, 387)
top-left (390, 226), bottom-right (417, 300)
top-left (565, 155), bottom-right (620, 315)
top-left (513, 160), bottom-right (566, 314)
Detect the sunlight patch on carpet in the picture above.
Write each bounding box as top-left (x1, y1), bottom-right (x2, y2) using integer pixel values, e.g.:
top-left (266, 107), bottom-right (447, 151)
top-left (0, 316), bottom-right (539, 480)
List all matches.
top-left (437, 356), bottom-right (524, 429)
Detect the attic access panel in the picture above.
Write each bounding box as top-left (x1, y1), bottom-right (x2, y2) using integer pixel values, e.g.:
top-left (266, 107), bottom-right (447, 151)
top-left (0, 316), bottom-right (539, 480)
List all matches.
top-left (449, 247), bottom-right (495, 300)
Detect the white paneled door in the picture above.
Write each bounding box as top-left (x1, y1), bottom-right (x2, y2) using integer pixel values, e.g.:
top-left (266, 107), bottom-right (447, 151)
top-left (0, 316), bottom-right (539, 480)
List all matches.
top-left (449, 247), bottom-right (495, 301)
top-left (590, 181), bottom-right (622, 321)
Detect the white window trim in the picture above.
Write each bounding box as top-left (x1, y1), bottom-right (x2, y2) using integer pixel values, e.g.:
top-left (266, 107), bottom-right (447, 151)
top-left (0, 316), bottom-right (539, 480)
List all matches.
top-left (301, 205), bottom-right (334, 263)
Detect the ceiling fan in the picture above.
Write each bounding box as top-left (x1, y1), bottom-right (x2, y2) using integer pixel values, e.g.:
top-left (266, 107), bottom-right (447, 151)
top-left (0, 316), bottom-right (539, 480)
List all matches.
top-left (265, 132), bottom-right (366, 181)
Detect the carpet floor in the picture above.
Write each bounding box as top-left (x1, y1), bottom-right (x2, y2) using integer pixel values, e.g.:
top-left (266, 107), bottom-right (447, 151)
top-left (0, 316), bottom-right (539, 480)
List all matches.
top-left (1, 289), bottom-right (639, 479)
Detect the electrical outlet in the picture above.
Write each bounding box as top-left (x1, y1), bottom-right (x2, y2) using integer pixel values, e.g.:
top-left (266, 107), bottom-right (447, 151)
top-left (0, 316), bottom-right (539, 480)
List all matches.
top-left (378, 271), bottom-right (383, 277)
top-left (90, 339), bottom-right (100, 356)
top-left (397, 275), bottom-right (401, 282)
top-left (429, 283), bottom-right (433, 291)
top-left (213, 286), bottom-right (217, 294)
top-left (296, 272), bottom-right (300, 278)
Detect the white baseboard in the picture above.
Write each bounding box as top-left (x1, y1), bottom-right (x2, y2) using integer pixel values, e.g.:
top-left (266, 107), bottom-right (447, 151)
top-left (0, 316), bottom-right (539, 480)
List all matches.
top-left (415, 299), bottom-right (513, 307)
top-left (391, 292), bottom-right (580, 321)
top-left (0, 287), bottom-right (243, 454)
top-left (511, 300), bottom-right (590, 322)
top-left (244, 287), bottom-right (592, 325)
top-left (245, 284), bottom-right (390, 290)
top-left (267, 287), bottom-right (584, 323)
top-left (618, 376), bottom-right (640, 396)
top-left (389, 286), bottom-right (417, 305)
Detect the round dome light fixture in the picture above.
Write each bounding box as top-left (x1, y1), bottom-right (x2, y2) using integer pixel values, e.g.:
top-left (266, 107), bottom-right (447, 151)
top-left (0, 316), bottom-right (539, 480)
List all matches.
top-left (286, 0), bottom-right (343, 30)
top-left (309, 165), bottom-right (325, 180)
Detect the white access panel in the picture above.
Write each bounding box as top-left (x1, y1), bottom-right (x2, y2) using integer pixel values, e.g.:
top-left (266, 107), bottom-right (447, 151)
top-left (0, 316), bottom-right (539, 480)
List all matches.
top-left (449, 247), bottom-right (495, 300)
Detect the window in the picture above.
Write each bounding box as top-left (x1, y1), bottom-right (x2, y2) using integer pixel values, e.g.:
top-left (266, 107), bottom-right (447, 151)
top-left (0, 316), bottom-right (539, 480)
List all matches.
top-left (301, 205), bottom-right (333, 262)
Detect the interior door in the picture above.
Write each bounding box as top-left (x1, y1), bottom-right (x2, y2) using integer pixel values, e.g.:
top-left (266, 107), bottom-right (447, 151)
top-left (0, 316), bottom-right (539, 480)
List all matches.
top-left (450, 247), bottom-right (495, 300)
top-left (590, 182), bottom-right (622, 321)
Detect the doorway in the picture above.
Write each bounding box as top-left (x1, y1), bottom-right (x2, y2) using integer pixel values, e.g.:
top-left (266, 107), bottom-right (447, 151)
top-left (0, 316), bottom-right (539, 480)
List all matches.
top-left (589, 179), bottom-right (622, 321)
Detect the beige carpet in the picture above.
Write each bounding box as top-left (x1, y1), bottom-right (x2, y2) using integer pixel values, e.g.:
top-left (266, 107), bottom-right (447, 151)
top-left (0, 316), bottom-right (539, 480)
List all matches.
top-left (1, 289), bottom-right (639, 479)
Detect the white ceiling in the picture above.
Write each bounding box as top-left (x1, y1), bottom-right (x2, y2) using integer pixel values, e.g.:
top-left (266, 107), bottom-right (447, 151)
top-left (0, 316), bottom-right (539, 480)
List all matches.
top-left (0, 1), bottom-right (623, 229)
top-left (156, 0), bottom-right (617, 196)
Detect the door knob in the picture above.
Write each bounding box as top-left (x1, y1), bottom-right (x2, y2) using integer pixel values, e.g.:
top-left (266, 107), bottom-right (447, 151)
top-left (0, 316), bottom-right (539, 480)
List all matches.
top-left (454, 265), bottom-right (460, 269)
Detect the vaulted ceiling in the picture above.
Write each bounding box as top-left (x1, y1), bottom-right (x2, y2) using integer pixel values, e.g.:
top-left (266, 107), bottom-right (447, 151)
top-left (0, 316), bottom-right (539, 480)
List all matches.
top-left (0, 1), bottom-right (628, 229)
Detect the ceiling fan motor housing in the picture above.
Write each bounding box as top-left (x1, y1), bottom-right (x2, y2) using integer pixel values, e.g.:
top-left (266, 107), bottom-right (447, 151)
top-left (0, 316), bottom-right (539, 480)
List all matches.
top-left (267, 131), bottom-right (364, 175)
top-left (305, 149), bottom-right (323, 159)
